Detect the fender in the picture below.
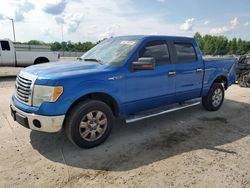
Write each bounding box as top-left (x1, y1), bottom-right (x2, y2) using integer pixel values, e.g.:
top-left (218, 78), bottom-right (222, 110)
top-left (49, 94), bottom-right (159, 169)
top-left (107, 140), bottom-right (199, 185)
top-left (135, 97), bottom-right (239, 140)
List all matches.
top-left (69, 79), bottom-right (122, 105)
top-left (202, 72), bottom-right (228, 97)
top-left (43, 79), bottom-right (124, 116)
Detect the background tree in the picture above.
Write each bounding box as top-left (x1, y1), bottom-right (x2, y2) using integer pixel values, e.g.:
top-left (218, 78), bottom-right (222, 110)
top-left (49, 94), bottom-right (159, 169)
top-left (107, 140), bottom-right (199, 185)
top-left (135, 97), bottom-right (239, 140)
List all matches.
top-left (16, 34), bottom-right (250, 55)
top-left (27, 40), bottom-right (45, 45)
top-left (194, 33), bottom-right (250, 55)
top-left (194, 32), bottom-right (204, 52)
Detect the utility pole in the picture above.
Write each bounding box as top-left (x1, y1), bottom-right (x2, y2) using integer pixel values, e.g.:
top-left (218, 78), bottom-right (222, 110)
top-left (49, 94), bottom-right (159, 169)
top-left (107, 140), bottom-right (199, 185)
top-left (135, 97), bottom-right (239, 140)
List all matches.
top-left (61, 24), bottom-right (64, 57)
top-left (61, 24), bottom-right (64, 42)
top-left (9, 18), bottom-right (16, 42)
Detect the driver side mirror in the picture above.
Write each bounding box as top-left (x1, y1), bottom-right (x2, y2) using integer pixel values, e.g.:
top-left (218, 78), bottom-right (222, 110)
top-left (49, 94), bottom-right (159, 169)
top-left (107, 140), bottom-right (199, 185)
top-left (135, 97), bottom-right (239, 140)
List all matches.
top-left (132, 57), bottom-right (155, 71)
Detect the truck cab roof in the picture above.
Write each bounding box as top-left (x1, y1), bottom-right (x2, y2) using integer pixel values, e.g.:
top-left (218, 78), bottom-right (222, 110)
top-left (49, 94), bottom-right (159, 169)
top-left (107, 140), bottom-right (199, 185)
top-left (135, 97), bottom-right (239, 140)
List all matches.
top-left (115, 35), bottom-right (194, 41)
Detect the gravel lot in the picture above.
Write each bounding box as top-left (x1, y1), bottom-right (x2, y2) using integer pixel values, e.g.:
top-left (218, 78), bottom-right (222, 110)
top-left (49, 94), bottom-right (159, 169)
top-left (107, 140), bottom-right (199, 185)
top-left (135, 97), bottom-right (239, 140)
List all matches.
top-left (0, 67), bottom-right (22, 77)
top-left (0, 78), bottom-right (250, 188)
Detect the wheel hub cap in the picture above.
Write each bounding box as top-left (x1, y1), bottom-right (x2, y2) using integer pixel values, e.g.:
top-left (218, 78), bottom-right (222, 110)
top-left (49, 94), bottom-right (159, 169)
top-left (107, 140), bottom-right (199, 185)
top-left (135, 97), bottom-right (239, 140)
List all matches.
top-left (79, 111), bottom-right (108, 141)
top-left (212, 88), bottom-right (223, 107)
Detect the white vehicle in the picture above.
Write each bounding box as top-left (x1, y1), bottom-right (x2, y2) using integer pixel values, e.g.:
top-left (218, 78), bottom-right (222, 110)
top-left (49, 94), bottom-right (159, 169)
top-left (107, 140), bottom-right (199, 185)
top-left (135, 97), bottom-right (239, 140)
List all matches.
top-left (0, 39), bottom-right (59, 66)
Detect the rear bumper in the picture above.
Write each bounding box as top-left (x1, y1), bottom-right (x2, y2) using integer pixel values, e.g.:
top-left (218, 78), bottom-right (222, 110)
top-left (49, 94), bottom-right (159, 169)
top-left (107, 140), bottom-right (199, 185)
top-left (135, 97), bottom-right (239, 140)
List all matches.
top-left (10, 102), bottom-right (65, 133)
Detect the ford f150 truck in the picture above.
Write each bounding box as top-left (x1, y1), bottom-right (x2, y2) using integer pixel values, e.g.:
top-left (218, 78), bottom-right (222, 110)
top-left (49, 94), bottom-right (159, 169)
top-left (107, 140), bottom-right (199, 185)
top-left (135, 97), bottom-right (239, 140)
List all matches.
top-left (0, 39), bottom-right (59, 66)
top-left (10, 36), bottom-right (237, 148)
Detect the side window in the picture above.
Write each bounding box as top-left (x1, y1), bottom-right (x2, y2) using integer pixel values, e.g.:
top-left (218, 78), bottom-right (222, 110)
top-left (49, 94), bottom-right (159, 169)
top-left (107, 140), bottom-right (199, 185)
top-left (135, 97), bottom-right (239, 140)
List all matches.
top-left (174, 43), bottom-right (197, 63)
top-left (1, 41), bottom-right (11, 51)
top-left (138, 41), bottom-right (170, 65)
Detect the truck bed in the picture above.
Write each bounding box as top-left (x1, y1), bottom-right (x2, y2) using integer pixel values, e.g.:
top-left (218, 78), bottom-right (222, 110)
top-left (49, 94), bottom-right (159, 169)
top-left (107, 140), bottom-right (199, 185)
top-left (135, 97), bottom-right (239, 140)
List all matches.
top-left (203, 56), bottom-right (237, 62)
top-left (14, 44), bottom-right (51, 52)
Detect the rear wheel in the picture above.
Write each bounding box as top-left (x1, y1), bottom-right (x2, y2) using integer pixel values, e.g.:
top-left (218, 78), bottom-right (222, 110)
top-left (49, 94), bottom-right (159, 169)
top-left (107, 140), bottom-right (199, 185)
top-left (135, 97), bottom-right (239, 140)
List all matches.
top-left (64, 100), bottom-right (114, 148)
top-left (202, 83), bottom-right (225, 111)
top-left (34, 57), bottom-right (49, 64)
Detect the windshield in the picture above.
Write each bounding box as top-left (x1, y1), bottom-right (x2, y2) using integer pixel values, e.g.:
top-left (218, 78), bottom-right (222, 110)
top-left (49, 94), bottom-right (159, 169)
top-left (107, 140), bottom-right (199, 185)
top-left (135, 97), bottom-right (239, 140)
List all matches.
top-left (80, 37), bottom-right (140, 66)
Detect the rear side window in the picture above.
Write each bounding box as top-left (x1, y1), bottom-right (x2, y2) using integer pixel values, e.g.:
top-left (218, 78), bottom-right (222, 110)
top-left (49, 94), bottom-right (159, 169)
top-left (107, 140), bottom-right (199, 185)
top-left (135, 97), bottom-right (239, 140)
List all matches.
top-left (1, 41), bottom-right (10, 51)
top-left (138, 41), bottom-right (170, 65)
top-left (174, 43), bottom-right (197, 63)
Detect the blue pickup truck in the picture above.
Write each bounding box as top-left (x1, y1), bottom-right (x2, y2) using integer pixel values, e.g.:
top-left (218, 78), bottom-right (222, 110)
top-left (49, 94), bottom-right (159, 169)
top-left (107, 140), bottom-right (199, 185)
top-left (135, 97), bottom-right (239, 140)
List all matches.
top-left (10, 35), bottom-right (236, 148)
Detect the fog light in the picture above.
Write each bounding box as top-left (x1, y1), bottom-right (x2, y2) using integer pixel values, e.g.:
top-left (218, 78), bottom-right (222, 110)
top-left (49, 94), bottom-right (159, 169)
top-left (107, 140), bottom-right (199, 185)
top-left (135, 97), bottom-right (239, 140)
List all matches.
top-left (33, 119), bottom-right (41, 128)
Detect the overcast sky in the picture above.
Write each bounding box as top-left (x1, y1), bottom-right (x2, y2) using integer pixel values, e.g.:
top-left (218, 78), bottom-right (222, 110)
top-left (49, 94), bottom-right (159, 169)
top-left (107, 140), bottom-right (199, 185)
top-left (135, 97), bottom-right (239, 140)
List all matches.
top-left (0, 0), bottom-right (250, 42)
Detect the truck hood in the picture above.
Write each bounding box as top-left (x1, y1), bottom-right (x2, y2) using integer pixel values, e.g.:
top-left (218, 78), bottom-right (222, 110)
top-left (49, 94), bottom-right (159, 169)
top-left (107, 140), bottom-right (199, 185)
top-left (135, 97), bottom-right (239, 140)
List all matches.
top-left (23, 61), bottom-right (111, 78)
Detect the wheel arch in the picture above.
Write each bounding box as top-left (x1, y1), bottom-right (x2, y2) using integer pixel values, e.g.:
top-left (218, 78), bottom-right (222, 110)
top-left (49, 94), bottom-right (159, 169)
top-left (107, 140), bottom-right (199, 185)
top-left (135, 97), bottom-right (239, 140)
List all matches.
top-left (213, 75), bottom-right (228, 90)
top-left (65, 92), bottom-right (120, 119)
top-left (34, 57), bottom-right (50, 64)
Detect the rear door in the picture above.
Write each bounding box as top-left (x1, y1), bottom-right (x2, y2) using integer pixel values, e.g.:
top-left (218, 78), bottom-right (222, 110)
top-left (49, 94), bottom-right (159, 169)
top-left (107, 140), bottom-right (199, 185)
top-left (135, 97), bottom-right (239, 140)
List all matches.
top-left (124, 40), bottom-right (176, 114)
top-left (0, 40), bottom-right (15, 66)
top-left (172, 41), bottom-right (203, 101)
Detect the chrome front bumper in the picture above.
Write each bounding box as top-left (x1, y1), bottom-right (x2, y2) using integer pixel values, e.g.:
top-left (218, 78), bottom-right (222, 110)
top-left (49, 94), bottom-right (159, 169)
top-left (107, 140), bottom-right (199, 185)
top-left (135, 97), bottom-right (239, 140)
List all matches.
top-left (10, 103), bottom-right (65, 133)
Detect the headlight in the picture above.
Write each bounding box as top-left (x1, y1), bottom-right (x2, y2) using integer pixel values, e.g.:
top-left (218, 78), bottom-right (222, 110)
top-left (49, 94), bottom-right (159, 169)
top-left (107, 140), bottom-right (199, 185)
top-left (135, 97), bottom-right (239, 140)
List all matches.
top-left (32, 85), bottom-right (63, 107)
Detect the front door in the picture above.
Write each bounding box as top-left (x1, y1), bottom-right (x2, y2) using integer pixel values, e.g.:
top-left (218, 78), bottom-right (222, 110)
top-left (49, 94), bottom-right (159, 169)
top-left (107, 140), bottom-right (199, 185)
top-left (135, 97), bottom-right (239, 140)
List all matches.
top-left (123, 40), bottom-right (175, 114)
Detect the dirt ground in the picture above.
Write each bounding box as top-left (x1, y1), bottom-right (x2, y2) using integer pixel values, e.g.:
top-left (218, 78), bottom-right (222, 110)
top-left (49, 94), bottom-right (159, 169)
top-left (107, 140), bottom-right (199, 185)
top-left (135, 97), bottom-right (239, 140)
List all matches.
top-left (0, 78), bottom-right (250, 188)
top-left (0, 67), bottom-right (22, 77)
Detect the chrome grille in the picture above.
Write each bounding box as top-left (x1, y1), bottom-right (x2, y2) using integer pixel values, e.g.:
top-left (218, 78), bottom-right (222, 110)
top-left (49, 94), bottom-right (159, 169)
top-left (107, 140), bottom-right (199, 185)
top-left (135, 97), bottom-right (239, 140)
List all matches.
top-left (15, 71), bottom-right (37, 105)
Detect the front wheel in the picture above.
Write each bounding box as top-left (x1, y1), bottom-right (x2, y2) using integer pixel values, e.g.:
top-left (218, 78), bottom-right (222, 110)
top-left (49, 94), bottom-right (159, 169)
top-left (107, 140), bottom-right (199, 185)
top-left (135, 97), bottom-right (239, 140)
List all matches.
top-left (202, 83), bottom-right (225, 111)
top-left (64, 100), bottom-right (114, 148)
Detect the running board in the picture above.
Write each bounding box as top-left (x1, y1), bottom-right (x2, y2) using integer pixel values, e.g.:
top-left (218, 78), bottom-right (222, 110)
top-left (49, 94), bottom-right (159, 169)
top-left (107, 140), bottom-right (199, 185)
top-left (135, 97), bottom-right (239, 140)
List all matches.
top-left (125, 99), bottom-right (201, 123)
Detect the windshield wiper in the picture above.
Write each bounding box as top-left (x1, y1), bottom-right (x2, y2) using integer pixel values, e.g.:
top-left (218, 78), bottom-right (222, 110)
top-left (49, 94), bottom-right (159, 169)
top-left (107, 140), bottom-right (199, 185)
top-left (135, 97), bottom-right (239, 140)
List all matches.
top-left (84, 58), bottom-right (103, 64)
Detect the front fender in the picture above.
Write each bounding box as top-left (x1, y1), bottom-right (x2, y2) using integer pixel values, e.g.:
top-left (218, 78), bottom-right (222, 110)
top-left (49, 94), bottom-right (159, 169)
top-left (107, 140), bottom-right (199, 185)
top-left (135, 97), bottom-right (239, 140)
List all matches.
top-left (68, 79), bottom-right (122, 105)
top-left (35, 79), bottom-right (123, 116)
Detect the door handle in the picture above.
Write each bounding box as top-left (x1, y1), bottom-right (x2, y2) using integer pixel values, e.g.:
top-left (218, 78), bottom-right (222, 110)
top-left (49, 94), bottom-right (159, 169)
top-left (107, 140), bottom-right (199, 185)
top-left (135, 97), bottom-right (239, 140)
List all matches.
top-left (168, 71), bottom-right (176, 77)
top-left (196, 68), bottom-right (203, 73)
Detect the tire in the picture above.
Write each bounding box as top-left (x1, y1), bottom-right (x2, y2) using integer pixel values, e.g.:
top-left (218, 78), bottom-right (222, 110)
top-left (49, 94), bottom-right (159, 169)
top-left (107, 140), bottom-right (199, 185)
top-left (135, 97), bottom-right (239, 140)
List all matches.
top-left (64, 100), bottom-right (114, 148)
top-left (202, 83), bottom-right (225, 111)
top-left (34, 57), bottom-right (49, 64)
